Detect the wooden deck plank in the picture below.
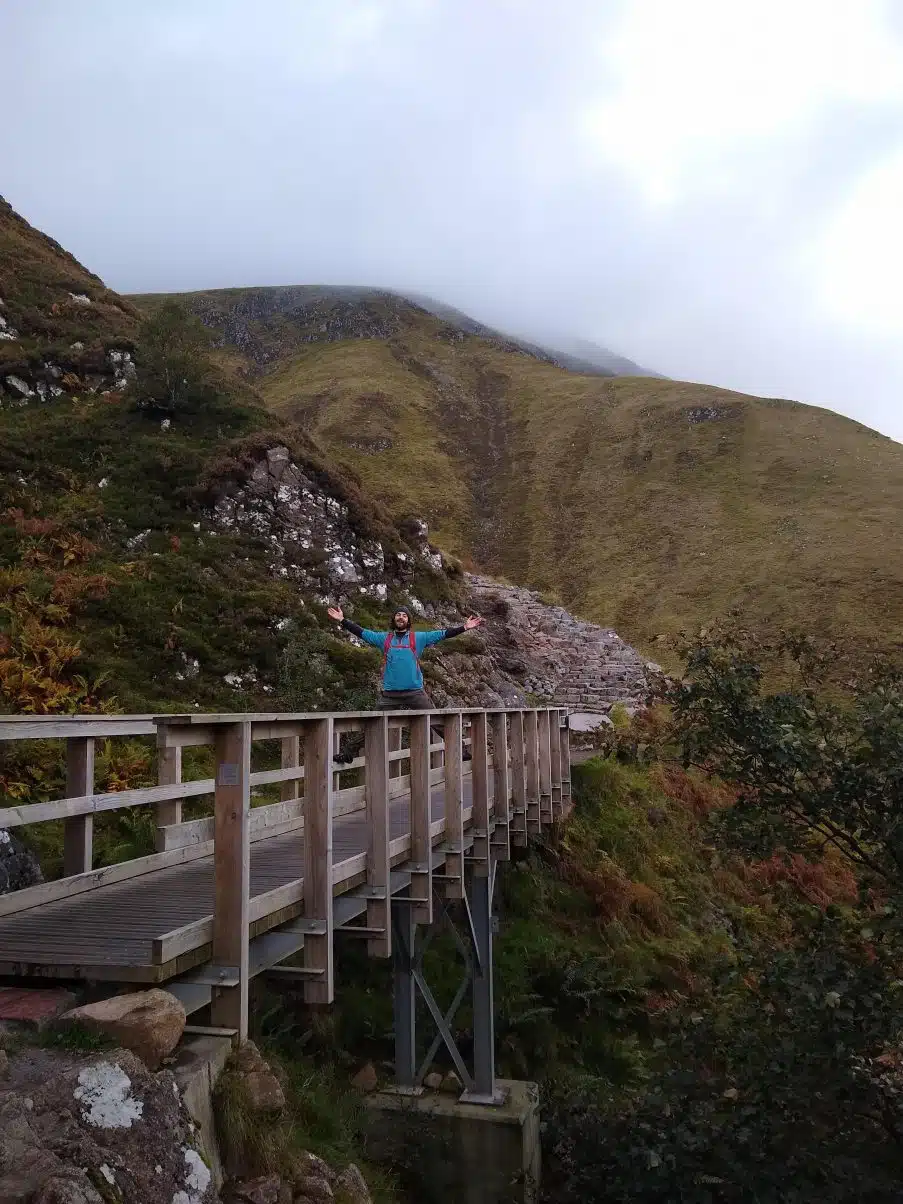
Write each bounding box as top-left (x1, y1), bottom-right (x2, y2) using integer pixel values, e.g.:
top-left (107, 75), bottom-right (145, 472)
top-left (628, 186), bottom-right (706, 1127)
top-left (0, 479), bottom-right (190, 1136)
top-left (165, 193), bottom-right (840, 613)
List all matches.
top-left (0, 777), bottom-right (468, 974)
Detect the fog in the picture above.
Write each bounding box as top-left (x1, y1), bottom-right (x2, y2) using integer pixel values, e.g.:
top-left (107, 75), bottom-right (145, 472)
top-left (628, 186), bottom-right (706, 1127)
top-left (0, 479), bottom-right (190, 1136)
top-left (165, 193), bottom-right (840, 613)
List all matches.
top-left (3, 0), bottom-right (902, 439)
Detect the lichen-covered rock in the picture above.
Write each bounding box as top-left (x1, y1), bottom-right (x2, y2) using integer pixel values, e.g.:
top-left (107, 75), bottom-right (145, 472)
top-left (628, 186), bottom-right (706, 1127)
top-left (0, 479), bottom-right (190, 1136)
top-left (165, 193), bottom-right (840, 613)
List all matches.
top-left (60, 989), bottom-right (186, 1069)
top-left (228, 1041), bottom-right (285, 1115)
top-left (0, 1047), bottom-right (217, 1203)
top-left (32, 1173), bottom-right (105, 1203)
top-left (332, 1164), bottom-right (372, 1204)
top-left (0, 828), bottom-right (44, 894)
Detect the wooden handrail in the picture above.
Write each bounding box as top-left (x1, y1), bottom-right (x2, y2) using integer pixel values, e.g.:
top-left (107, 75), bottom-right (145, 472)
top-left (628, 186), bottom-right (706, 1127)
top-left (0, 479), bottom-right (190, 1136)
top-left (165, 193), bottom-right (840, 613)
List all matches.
top-left (0, 706), bottom-right (573, 1022)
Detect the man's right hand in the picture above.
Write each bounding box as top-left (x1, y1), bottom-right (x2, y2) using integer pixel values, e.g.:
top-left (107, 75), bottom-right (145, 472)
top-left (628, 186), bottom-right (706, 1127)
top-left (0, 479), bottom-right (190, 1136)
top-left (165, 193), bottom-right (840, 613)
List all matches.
top-left (328, 606), bottom-right (344, 622)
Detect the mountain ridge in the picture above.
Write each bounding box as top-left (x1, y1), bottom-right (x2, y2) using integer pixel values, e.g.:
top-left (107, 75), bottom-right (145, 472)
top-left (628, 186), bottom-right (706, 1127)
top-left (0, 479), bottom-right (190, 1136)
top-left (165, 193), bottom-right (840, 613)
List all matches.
top-left (130, 281), bottom-right (903, 662)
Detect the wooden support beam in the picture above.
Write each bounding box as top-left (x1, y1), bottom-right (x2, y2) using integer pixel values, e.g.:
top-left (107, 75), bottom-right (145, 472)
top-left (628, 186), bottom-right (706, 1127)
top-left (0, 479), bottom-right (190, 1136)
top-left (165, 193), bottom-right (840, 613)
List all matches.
top-left (63, 737), bottom-right (94, 877)
top-left (302, 717), bottom-right (334, 1003)
top-left (538, 709), bottom-right (553, 825)
top-left (490, 712), bottom-right (511, 862)
top-left (210, 721), bottom-right (251, 1039)
top-left (550, 708), bottom-right (563, 821)
top-left (508, 711), bottom-right (528, 848)
top-left (364, 715), bottom-right (390, 957)
top-left (524, 709), bottom-right (541, 836)
top-left (442, 711), bottom-right (465, 899)
top-left (388, 722), bottom-right (402, 783)
top-left (470, 712), bottom-right (491, 876)
top-left (409, 713), bottom-right (433, 924)
top-left (156, 728), bottom-right (182, 830)
top-left (559, 710), bottom-right (572, 816)
top-left (281, 734), bottom-right (300, 802)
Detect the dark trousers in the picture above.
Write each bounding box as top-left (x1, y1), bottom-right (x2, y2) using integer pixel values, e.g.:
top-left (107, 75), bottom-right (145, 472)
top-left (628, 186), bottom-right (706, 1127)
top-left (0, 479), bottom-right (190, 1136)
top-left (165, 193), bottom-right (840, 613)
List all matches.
top-left (335, 689), bottom-right (447, 763)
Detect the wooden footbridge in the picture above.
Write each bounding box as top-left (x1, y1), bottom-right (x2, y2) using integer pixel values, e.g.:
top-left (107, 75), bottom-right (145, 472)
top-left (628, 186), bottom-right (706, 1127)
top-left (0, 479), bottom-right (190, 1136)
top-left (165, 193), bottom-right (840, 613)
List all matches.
top-left (0, 708), bottom-right (571, 1102)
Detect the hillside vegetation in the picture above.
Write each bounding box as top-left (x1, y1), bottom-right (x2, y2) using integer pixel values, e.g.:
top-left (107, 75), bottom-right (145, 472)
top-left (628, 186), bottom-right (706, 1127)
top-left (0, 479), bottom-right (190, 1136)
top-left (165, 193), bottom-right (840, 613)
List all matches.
top-left (0, 204), bottom-right (480, 729)
top-left (132, 285), bottom-right (903, 661)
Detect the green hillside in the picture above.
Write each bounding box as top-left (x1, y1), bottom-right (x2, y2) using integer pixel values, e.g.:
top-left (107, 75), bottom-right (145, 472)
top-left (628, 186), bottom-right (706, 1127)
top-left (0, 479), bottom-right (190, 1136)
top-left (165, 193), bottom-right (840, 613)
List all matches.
top-left (0, 205), bottom-right (468, 726)
top-left (134, 285), bottom-right (903, 659)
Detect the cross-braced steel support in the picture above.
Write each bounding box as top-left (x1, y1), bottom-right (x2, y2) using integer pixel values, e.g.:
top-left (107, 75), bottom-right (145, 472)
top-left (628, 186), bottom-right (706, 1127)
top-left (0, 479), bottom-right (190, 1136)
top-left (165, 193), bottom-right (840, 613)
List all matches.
top-left (391, 864), bottom-right (505, 1105)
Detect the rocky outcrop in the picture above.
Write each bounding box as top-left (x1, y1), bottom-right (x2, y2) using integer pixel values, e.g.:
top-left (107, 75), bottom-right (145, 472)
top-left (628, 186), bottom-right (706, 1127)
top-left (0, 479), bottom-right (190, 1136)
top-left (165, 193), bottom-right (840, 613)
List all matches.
top-left (0, 1046), bottom-right (216, 1203)
top-left (60, 990), bottom-right (186, 1070)
top-left (0, 828), bottom-right (43, 894)
top-left (0, 347), bottom-right (136, 408)
top-left (464, 574), bottom-right (658, 712)
top-left (0, 1036), bottom-right (375, 1204)
top-left (184, 288), bottom-right (423, 370)
top-left (210, 446), bottom-right (451, 614)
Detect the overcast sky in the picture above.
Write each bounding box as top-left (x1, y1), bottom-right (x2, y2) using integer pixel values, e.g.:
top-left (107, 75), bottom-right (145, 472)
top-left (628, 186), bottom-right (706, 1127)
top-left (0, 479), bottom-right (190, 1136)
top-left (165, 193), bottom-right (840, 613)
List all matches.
top-left (3, 0), bottom-right (902, 440)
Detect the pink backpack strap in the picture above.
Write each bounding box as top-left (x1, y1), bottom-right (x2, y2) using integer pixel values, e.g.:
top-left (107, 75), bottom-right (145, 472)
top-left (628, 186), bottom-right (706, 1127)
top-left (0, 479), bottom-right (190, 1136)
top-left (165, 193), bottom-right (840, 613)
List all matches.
top-left (382, 629), bottom-right (420, 672)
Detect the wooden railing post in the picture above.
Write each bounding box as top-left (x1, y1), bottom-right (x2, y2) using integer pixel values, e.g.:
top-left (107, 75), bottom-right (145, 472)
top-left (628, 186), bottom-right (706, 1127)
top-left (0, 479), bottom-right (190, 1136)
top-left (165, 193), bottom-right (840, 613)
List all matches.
top-left (211, 720), bottom-right (251, 1038)
top-left (63, 736), bottom-right (94, 876)
top-left (524, 710), bottom-right (541, 836)
top-left (409, 713), bottom-right (433, 924)
top-left (508, 711), bottom-right (528, 848)
top-left (281, 734), bottom-right (300, 801)
top-left (538, 709), bottom-right (553, 826)
top-left (490, 712), bottom-right (510, 861)
top-left (303, 716), bottom-right (334, 1003)
top-left (442, 711), bottom-right (465, 899)
top-left (388, 722), bottom-right (402, 783)
top-left (364, 715), bottom-right (390, 957)
top-left (470, 712), bottom-right (491, 876)
top-left (550, 708), bottom-right (563, 821)
top-left (156, 728), bottom-right (182, 832)
top-left (559, 710), bottom-right (572, 816)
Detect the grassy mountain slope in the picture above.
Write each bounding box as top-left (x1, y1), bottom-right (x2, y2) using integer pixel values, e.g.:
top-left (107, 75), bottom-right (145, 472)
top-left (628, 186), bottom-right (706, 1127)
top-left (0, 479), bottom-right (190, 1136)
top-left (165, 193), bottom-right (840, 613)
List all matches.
top-left (134, 285), bottom-right (903, 659)
top-left (0, 196), bottom-right (137, 372)
top-left (0, 205), bottom-right (477, 728)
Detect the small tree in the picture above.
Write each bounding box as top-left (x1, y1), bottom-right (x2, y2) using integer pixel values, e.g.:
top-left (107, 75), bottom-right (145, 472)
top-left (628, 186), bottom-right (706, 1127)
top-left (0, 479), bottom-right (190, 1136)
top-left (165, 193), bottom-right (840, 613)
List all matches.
top-left (668, 628), bottom-right (903, 887)
top-left (133, 301), bottom-right (213, 416)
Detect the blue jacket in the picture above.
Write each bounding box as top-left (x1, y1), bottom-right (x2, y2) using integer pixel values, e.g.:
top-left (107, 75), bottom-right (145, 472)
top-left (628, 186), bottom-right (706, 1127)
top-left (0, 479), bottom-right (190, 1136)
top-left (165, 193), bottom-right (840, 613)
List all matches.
top-left (342, 620), bottom-right (465, 691)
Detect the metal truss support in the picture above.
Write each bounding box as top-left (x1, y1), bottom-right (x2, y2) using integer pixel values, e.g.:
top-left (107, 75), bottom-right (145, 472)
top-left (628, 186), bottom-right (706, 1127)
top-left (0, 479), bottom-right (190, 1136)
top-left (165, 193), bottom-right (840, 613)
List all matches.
top-left (463, 861), bottom-right (503, 1103)
top-left (390, 865), bottom-right (505, 1104)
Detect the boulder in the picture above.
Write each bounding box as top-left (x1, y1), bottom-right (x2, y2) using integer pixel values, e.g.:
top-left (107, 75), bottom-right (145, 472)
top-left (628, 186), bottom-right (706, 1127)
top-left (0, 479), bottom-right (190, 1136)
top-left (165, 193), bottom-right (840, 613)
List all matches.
top-left (350, 1062), bottom-right (377, 1092)
top-left (231, 1041), bottom-right (285, 1114)
top-left (0, 829), bottom-right (43, 894)
top-left (0, 1048), bottom-right (216, 1203)
top-left (291, 1152), bottom-right (334, 1187)
top-left (229, 1174), bottom-right (281, 1203)
top-left (333, 1164), bottom-right (372, 1204)
top-left (294, 1174), bottom-right (333, 1201)
top-left (439, 1071), bottom-right (463, 1095)
top-left (423, 1072), bottom-right (443, 1091)
top-left (60, 990), bottom-right (185, 1070)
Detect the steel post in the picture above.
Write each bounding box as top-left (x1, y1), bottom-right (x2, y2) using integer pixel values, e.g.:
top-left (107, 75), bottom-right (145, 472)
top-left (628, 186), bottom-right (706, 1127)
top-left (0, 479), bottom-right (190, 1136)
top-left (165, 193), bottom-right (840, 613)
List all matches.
top-left (392, 899), bottom-right (417, 1090)
top-left (463, 864), bottom-right (504, 1103)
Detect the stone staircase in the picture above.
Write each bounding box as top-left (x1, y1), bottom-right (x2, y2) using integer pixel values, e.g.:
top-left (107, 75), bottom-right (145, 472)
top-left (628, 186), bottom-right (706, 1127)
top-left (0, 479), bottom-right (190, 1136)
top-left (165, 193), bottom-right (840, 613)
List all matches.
top-left (465, 574), bottom-right (658, 713)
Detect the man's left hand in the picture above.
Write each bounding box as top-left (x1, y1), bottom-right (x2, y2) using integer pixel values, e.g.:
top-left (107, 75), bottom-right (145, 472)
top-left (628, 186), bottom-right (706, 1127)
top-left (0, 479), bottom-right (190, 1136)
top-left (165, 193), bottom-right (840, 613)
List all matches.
top-left (463, 615), bottom-right (483, 630)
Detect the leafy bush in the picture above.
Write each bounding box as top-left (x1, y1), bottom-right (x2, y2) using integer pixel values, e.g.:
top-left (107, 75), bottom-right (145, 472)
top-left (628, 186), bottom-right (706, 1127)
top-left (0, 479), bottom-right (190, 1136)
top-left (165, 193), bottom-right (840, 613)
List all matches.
top-left (133, 301), bottom-right (216, 416)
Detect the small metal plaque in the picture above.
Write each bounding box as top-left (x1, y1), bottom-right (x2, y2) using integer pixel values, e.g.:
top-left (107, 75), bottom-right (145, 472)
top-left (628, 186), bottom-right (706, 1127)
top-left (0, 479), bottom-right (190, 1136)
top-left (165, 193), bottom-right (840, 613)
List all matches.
top-left (218, 763), bottom-right (240, 786)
